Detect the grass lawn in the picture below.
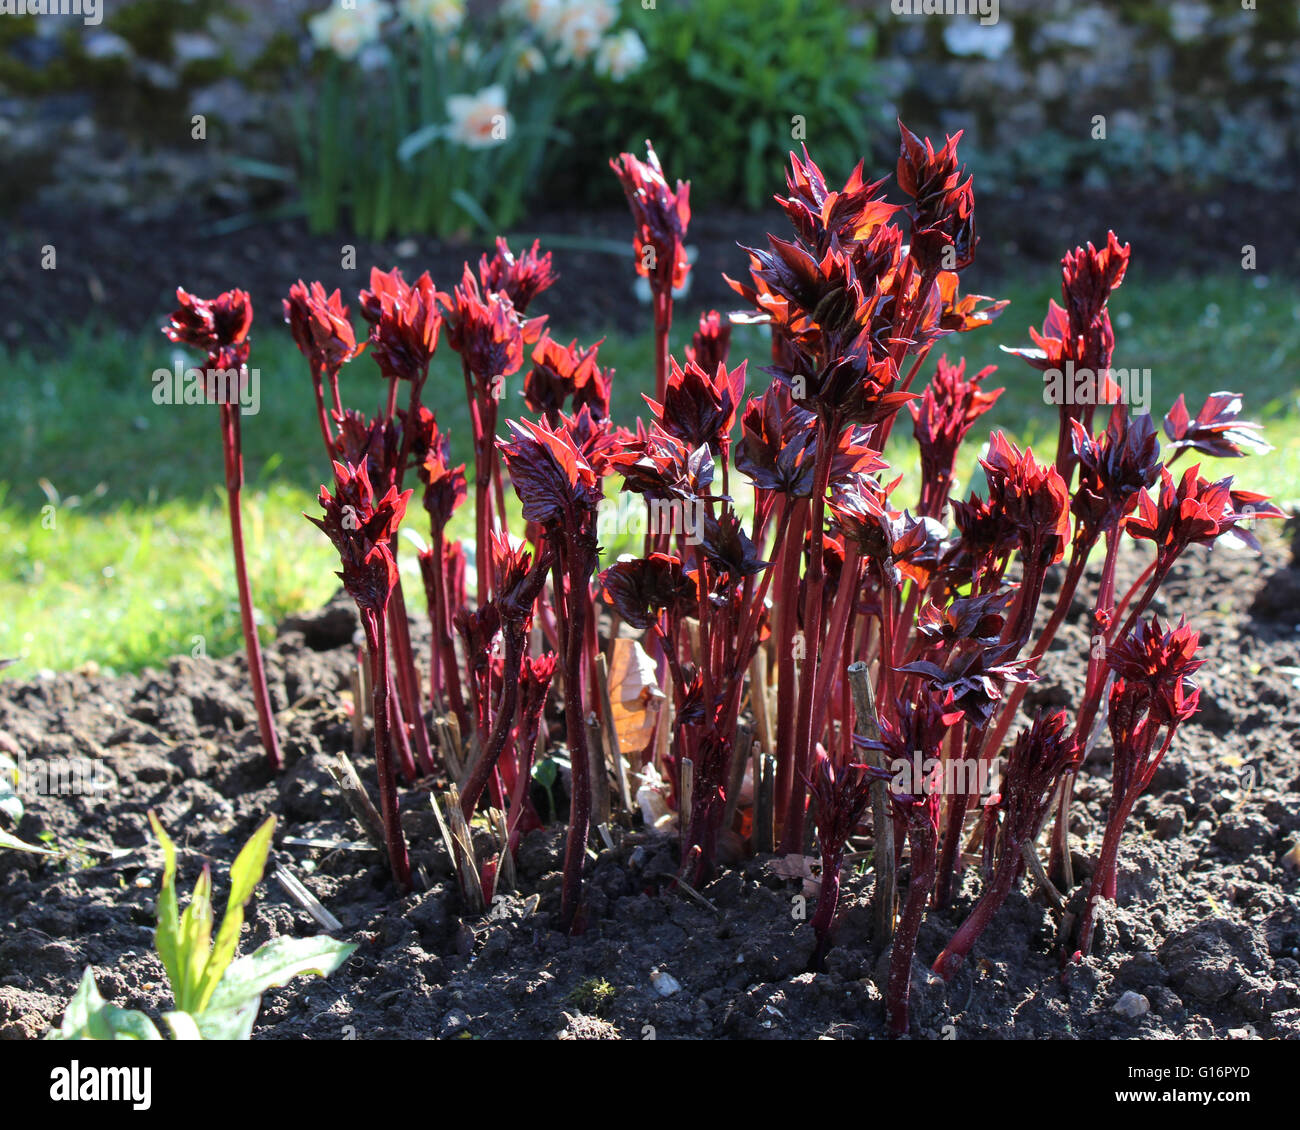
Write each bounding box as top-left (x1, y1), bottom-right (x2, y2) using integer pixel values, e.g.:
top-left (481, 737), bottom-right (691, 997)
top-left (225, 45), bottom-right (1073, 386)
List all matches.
top-left (3, 269), bottom-right (1297, 680)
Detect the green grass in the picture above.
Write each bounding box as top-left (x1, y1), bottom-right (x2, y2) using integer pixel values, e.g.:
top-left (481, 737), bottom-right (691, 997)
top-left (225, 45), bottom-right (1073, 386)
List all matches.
top-left (2, 269), bottom-right (1297, 680)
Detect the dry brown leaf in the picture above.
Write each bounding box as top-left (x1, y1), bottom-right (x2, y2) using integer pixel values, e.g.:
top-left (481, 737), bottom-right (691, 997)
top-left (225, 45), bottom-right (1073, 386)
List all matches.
top-left (607, 637), bottom-right (665, 757)
top-left (766, 853), bottom-right (823, 897)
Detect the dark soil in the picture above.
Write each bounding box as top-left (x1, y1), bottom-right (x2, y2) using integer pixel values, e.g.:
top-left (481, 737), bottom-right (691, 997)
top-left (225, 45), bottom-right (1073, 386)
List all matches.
top-left (2, 529), bottom-right (1299, 1041)
top-left (3, 179), bottom-right (1295, 353)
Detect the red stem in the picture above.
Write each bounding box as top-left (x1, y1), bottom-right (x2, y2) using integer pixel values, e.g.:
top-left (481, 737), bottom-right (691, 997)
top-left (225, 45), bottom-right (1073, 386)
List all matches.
top-left (558, 549), bottom-right (593, 932)
top-left (783, 415), bottom-right (837, 852)
top-left (875, 341), bottom-right (934, 451)
top-left (460, 626), bottom-right (524, 818)
top-left (933, 724), bottom-right (984, 908)
top-left (1110, 559), bottom-right (1173, 648)
top-left (811, 544), bottom-right (862, 742)
top-left (653, 288), bottom-right (672, 402)
top-left (1077, 794), bottom-right (1133, 956)
top-left (1111, 557), bottom-right (1158, 636)
top-left (887, 814), bottom-right (937, 1037)
top-left (810, 849), bottom-right (844, 970)
top-left (328, 369), bottom-right (343, 418)
top-left (387, 581), bottom-right (432, 777)
top-left (980, 546), bottom-right (1091, 764)
top-left (771, 499), bottom-right (809, 835)
top-left (384, 656), bottom-right (418, 784)
top-left (893, 580), bottom-right (924, 667)
top-left (462, 358), bottom-right (494, 608)
top-left (311, 362), bottom-right (334, 457)
top-left (220, 404), bottom-right (282, 770)
top-left (436, 533), bottom-right (471, 735)
top-left (932, 845), bottom-right (1020, 979)
top-left (876, 559), bottom-right (899, 711)
top-left (1053, 409), bottom-right (1075, 483)
top-left (1050, 528), bottom-right (1124, 883)
top-left (363, 607), bottom-right (412, 892)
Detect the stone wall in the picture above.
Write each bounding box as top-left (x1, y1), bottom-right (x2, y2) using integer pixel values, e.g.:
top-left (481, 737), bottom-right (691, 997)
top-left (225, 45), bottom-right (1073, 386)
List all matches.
top-left (0, 0), bottom-right (316, 217)
top-left (864, 0), bottom-right (1299, 192)
top-left (1, 0), bottom-right (1296, 220)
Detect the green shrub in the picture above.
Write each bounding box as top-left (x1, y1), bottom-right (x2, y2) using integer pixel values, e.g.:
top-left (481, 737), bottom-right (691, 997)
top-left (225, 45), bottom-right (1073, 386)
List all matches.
top-left (556, 0), bottom-right (879, 210)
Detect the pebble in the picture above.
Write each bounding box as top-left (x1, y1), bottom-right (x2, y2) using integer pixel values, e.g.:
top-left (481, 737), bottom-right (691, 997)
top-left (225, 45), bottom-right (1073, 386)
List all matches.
top-left (439, 1008), bottom-right (470, 1038)
top-left (1280, 843), bottom-right (1300, 873)
top-left (1114, 990), bottom-right (1150, 1019)
top-left (650, 969), bottom-right (681, 997)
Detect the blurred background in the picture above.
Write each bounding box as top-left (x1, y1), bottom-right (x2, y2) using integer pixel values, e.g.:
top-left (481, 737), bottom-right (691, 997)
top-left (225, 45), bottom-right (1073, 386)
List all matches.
top-left (2, 0), bottom-right (1297, 678)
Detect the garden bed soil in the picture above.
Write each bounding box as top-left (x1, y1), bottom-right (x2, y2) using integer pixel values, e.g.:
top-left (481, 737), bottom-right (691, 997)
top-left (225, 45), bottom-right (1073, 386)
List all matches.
top-left (4, 179), bottom-right (1296, 352)
top-left (1, 526), bottom-right (1299, 1040)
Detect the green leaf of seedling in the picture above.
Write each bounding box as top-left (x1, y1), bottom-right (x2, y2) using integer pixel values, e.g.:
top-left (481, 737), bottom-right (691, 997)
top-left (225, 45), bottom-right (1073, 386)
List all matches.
top-left (196, 936), bottom-right (357, 1041)
top-left (0, 828), bottom-right (58, 854)
top-left (162, 1010), bottom-right (203, 1040)
top-left (47, 968), bottom-right (162, 1041)
top-left (193, 996), bottom-right (262, 1042)
top-left (175, 865), bottom-right (214, 1013)
top-left (147, 811), bottom-right (183, 1002)
top-left (212, 935), bottom-right (357, 1005)
top-left (195, 814), bottom-right (275, 1013)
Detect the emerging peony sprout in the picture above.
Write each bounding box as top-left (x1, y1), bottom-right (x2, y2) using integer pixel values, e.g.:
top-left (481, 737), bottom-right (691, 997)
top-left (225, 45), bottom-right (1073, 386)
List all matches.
top-left (499, 419), bottom-right (602, 931)
top-left (478, 236), bottom-right (558, 314)
top-left (411, 404), bottom-right (471, 735)
top-left (909, 355), bottom-right (1002, 521)
top-left (610, 140), bottom-right (691, 401)
top-left (308, 460), bottom-right (414, 891)
top-left (933, 710), bottom-right (1079, 980)
top-left (284, 279), bottom-right (361, 454)
top-left (442, 266), bottom-right (546, 602)
top-left (684, 309), bottom-right (732, 376)
top-left (458, 533), bottom-right (553, 819)
top-left (523, 334), bottom-right (611, 425)
top-left (163, 288), bottom-right (282, 770)
top-left (1076, 617), bottom-right (1205, 956)
top-left (806, 751), bottom-right (881, 970)
top-left (362, 267), bottom-right (445, 777)
top-left (1004, 231), bottom-right (1131, 480)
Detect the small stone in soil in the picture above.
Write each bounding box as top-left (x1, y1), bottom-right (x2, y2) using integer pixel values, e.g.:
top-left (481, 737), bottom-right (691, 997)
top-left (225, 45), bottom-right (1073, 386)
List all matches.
top-left (650, 968), bottom-right (681, 997)
top-left (439, 1008), bottom-right (471, 1038)
top-left (1280, 842), bottom-right (1300, 872)
top-left (1113, 990), bottom-right (1150, 1019)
